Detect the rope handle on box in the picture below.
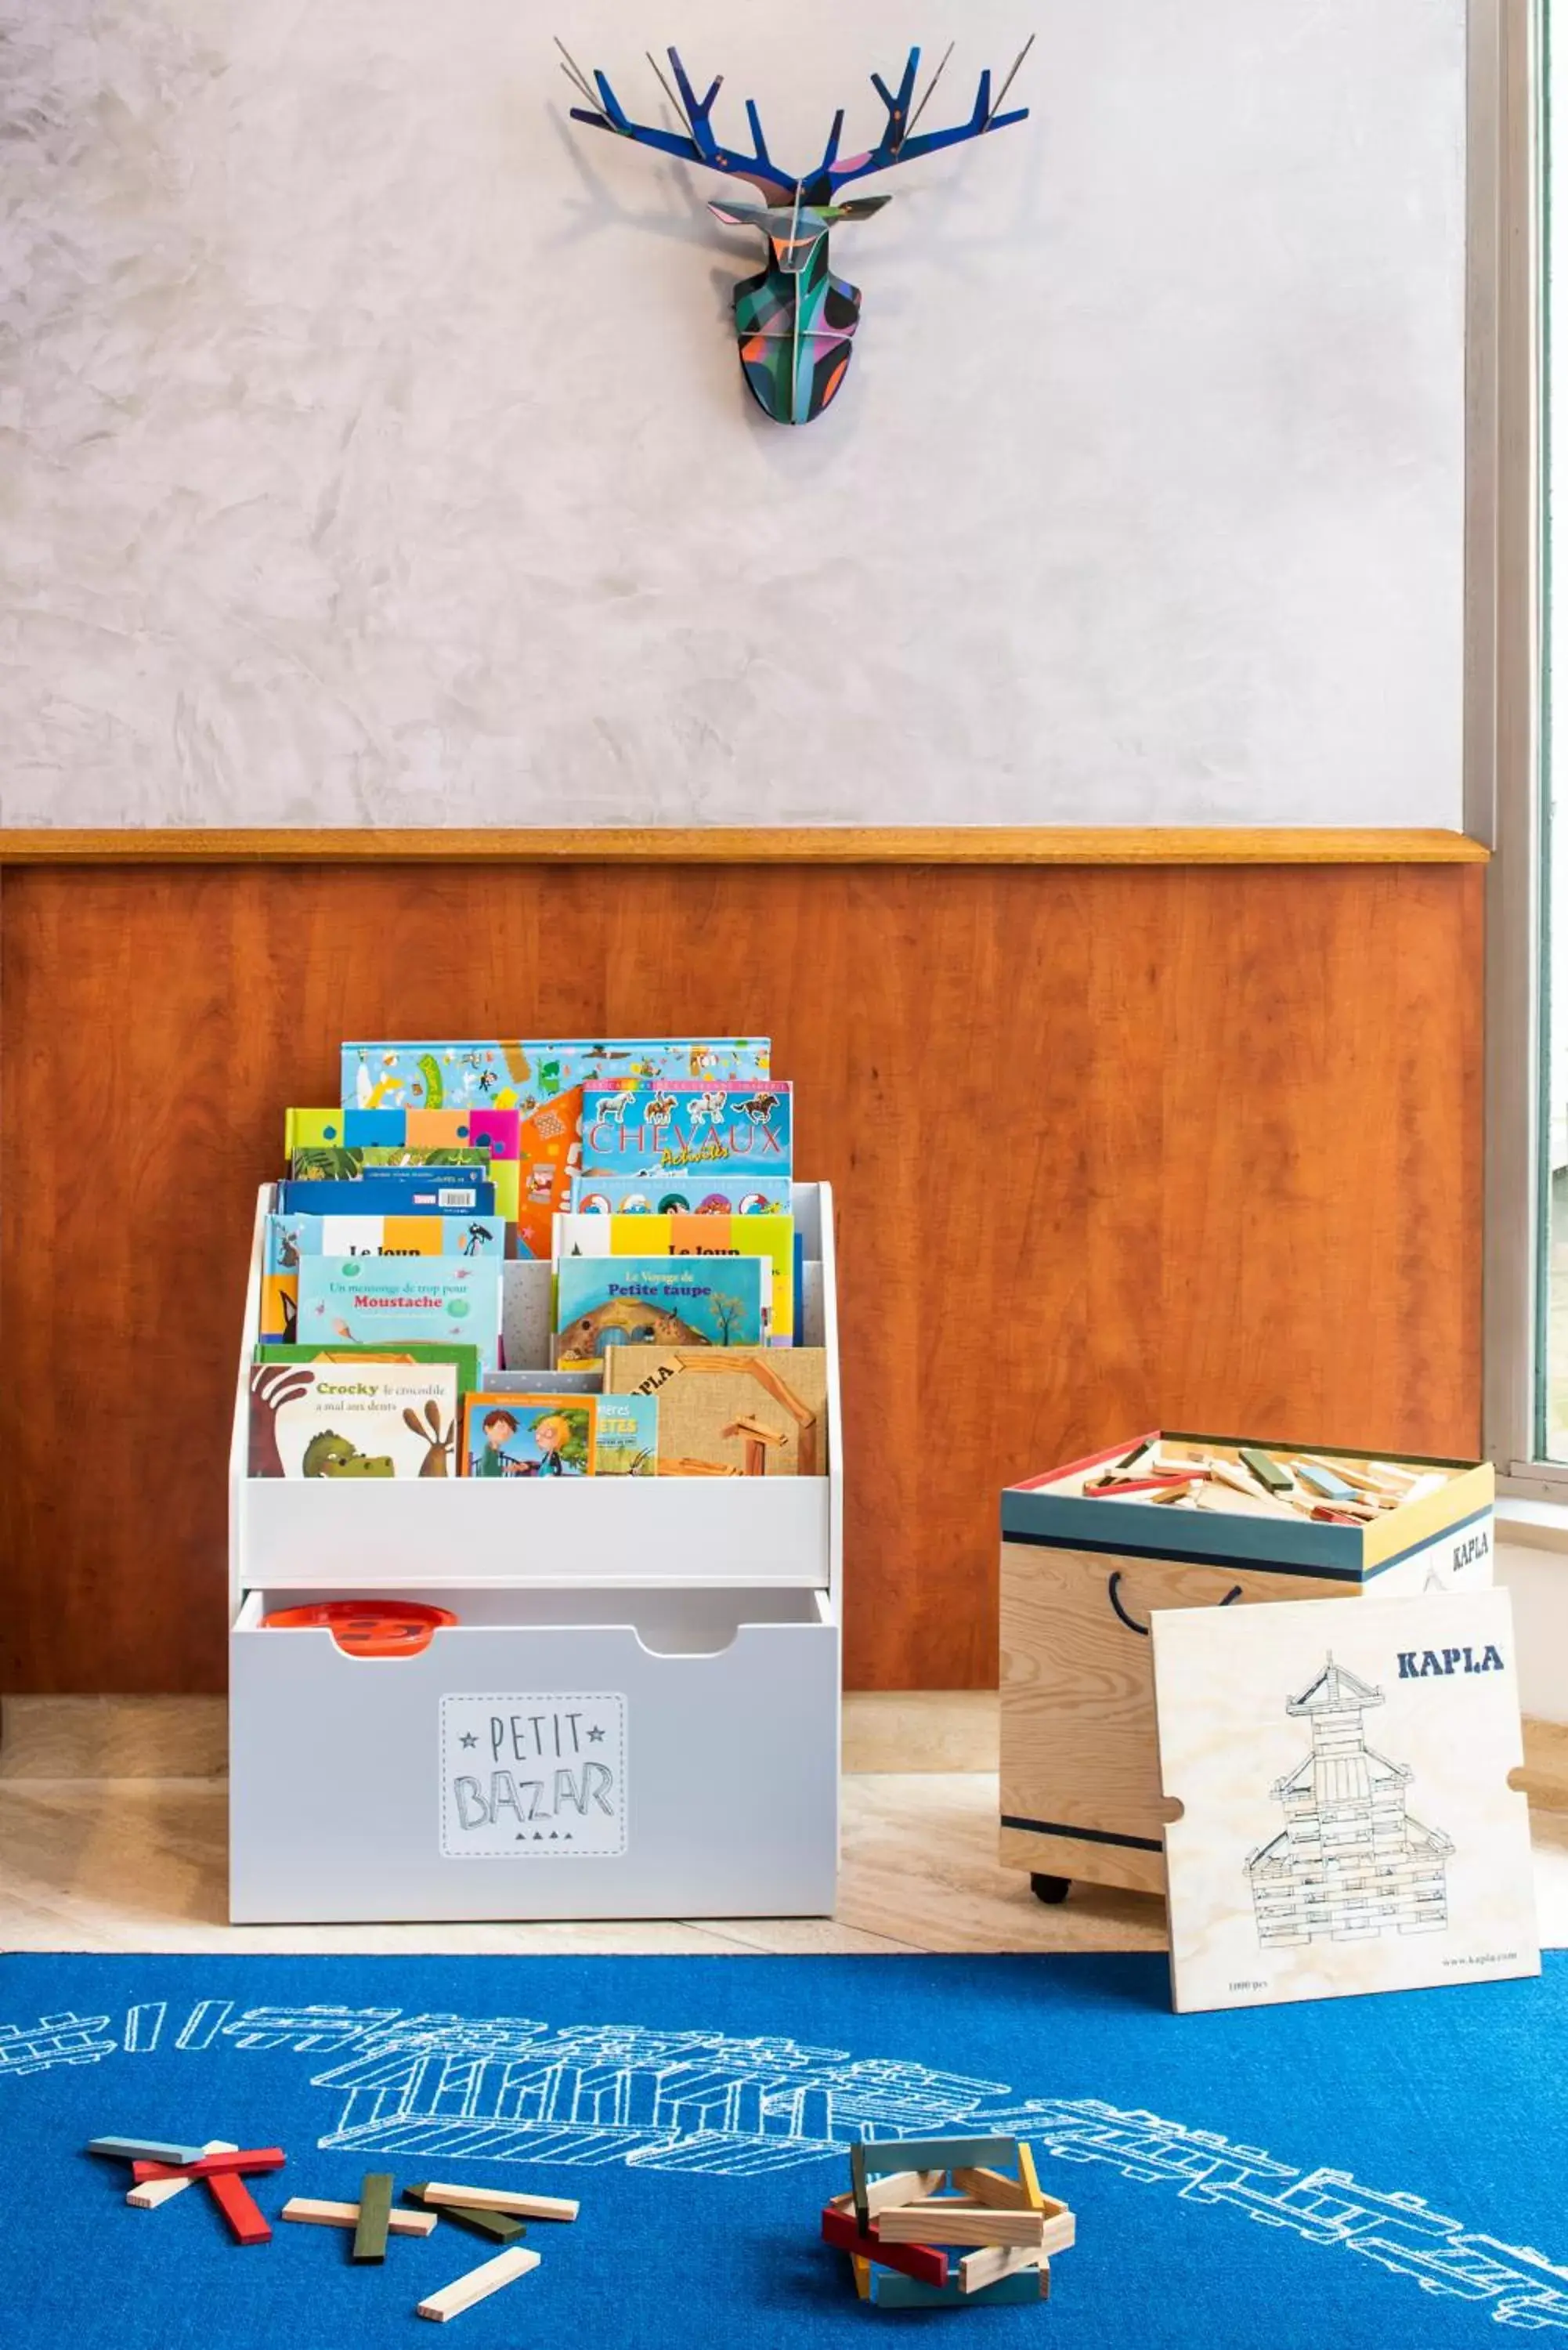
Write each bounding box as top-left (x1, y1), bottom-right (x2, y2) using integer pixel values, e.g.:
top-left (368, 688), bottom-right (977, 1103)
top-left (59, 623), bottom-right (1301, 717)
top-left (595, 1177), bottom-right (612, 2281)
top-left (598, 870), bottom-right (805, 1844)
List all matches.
top-left (1106, 1571), bottom-right (1243, 1636)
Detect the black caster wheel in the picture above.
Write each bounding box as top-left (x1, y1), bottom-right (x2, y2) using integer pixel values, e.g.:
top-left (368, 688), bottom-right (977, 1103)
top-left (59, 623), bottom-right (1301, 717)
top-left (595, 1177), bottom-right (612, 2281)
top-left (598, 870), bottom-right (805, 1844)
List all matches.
top-left (1030, 1872), bottom-right (1071, 1906)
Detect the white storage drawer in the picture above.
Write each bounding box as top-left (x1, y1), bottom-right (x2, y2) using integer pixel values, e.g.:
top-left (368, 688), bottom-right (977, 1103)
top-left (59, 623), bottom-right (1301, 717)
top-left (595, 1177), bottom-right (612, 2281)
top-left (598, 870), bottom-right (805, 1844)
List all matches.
top-left (229, 1587), bottom-right (840, 1922)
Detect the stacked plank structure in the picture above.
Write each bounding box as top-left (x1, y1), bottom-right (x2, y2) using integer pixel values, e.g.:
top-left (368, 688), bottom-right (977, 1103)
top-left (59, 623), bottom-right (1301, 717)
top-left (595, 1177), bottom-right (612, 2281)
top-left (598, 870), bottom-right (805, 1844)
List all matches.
top-left (822, 2133), bottom-right (1075, 2308)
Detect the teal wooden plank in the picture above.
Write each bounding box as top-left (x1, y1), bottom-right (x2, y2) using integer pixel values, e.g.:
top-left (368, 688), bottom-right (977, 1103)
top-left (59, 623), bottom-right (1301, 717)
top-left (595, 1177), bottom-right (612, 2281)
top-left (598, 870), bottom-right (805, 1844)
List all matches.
top-left (870, 2265), bottom-right (1042, 2307)
top-left (857, 2135), bottom-right (1017, 2176)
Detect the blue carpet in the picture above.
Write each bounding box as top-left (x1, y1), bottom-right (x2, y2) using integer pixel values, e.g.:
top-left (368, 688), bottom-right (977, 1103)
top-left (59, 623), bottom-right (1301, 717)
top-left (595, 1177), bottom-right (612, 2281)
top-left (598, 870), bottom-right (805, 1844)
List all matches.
top-left (2, 1950), bottom-right (1565, 2346)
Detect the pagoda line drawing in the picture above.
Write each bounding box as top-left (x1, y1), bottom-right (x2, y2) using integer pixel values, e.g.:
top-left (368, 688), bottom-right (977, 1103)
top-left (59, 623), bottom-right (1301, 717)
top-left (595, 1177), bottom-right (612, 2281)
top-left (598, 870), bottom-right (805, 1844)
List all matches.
top-left (1245, 1654), bottom-right (1454, 1947)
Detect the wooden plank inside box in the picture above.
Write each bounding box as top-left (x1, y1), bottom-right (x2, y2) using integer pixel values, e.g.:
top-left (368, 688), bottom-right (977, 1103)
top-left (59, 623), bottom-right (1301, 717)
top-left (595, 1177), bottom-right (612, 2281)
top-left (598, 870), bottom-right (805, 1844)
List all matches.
top-left (999, 1429), bottom-right (1495, 1897)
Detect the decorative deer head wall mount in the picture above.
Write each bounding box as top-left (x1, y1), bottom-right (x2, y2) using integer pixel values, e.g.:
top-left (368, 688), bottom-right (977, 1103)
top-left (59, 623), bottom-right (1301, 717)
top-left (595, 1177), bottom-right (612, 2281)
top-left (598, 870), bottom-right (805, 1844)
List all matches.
top-left (558, 38), bottom-right (1033, 425)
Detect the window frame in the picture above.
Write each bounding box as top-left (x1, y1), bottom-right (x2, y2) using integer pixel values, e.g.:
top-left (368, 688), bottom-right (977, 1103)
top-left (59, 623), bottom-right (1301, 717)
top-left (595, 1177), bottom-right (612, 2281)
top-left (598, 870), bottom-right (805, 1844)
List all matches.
top-left (1483, 0), bottom-right (1556, 1492)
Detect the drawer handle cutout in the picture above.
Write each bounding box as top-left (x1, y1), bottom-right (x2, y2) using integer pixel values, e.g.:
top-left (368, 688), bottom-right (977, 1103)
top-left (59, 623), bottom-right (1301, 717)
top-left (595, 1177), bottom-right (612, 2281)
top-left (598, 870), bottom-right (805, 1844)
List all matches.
top-left (1107, 1572), bottom-right (1242, 1636)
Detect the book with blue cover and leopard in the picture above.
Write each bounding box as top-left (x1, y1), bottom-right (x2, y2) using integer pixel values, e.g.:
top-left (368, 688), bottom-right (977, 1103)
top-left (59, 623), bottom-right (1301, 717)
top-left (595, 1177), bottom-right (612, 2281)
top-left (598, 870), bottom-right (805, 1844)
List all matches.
top-left (554, 1256), bottom-right (768, 1369)
top-left (296, 1255), bottom-right (502, 1365)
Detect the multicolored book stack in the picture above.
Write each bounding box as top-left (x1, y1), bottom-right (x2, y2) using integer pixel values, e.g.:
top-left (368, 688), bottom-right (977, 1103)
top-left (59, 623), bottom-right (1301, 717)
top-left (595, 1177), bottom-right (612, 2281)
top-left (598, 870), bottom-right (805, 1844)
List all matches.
top-left (247, 1035), bottom-right (829, 1484)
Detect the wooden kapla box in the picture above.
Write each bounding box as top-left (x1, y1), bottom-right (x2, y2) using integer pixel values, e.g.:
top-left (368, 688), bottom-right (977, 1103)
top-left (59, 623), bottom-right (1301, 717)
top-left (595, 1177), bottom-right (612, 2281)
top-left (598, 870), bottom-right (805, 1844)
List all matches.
top-left (998, 1430), bottom-right (1495, 1904)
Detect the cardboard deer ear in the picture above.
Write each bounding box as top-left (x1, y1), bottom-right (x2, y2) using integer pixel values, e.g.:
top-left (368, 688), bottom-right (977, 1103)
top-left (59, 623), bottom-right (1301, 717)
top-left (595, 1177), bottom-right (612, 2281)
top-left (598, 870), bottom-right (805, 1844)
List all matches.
top-left (829, 195), bottom-right (893, 222)
top-left (708, 199), bottom-right (763, 228)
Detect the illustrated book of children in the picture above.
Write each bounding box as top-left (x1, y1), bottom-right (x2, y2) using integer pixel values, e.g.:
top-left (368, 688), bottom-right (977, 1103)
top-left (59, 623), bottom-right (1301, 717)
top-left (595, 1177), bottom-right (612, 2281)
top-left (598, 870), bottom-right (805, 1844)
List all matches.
top-left (579, 1083), bottom-right (793, 1180)
top-left (553, 1212), bottom-right (796, 1343)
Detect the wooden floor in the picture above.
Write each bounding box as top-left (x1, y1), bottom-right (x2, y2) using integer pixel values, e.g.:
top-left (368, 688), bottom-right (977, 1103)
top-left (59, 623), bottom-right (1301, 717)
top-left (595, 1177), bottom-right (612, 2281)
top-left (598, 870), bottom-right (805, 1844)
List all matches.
top-left (5, 1695), bottom-right (1568, 1956)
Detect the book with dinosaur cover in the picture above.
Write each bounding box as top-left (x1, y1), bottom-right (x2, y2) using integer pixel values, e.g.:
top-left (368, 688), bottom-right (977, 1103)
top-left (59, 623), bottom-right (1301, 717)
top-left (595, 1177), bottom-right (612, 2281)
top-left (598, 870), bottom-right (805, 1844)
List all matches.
top-left (579, 1082), bottom-right (793, 1180)
top-left (260, 1212), bottom-right (504, 1345)
top-left (554, 1257), bottom-right (768, 1369)
top-left (569, 1171), bottom-right (792, 1218)
top-left (247, 1359), bottom-right (460, 1478)
top-left (275, 1173), bottom-right (496, 1217)
top-left (603, 1346), bottom-right (829, 1477)
top-left (459, 1391), bottom-right (658, 1477)
top-left (554, 1212), bottom-right (796, 1343)
top-left (295, 1256), bottom-right (503, 1362)
top-left (253, 1339), bottom-right (482, 1397)
top-left (341, 1037), bottom-right (771, 1115)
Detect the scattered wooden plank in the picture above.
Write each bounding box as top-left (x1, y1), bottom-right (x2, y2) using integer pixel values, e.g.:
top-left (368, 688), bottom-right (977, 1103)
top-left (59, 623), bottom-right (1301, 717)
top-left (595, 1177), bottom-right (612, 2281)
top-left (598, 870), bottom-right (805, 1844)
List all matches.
top-left (130, 2148), bottom-right (284, 2184)
top-left (128, 2141), bottom-right (237, 2210)
top-left (405, 2186), bottom-right (524, 2243)
top-left (205, 2170), bottom-right (272, 2246)
top-left (282, 2197), bottom-right (435, 2237)
top-left (417, 2182), bottom-right (576, 2222)
top-left (416, 2245), bottom-right (540, 2323)
top-left (352, 2174), bottom-right (394, 2263)
top-left (90, 2136), bottom-right (208, 2166)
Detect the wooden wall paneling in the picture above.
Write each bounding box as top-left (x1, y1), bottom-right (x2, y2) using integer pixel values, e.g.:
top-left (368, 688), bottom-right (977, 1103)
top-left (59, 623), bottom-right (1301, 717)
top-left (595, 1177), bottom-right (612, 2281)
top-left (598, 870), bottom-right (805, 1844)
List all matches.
top-left (0, 860), bottom-right (1483, 1697)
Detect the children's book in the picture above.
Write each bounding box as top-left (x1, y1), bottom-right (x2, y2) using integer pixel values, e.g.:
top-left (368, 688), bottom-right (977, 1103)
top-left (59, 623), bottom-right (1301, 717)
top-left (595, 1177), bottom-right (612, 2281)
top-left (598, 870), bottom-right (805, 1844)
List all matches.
top-left (248, 1359), bottom-right (460, 1478)
top-left (460, 1392), bottom-right (657, 1477)
top-left (569, 1172), bottom-right (792, 1218)
top-left (603, 1346), bottom-right (829, 1477)
top-left (580, 1083), bottom-right (793, 1180)
top-left (591, 1394), bottom-right (659, 1475)
top-left (284, 1108), bottom-right (522, 1220)
top-left (296, 1256), bottom-right (503, 1363)
top-left (512, 1085), bottom-right (585, 1264)
top-left (554, 1212), bottom-right (794, 1343)
top-left (275, 1175), bottom-right (496, 1217)
top-left (291, 1144), bottom-right (494, 1182)
top-left (261, 1213), bottom-right (506, 1344)
top-left (554, 1257), bottom-right (768, 1368)
top-left (341, 1039), bottom-right (771, 1115)
top-left (253, 1340), bottom-right (482, 1398)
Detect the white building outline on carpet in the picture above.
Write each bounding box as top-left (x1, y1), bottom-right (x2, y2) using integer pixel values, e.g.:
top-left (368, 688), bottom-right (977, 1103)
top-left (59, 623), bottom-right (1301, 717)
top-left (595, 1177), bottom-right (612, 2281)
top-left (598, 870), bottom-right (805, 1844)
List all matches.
top-left (2, 1990), bottom-right (1566, 2330)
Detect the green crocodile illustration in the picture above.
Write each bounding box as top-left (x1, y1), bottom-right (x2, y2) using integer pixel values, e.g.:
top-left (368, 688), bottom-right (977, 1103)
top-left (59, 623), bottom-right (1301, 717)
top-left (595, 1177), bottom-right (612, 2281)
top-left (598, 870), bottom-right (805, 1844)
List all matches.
top-left (302, 1429), bottom-right (396, 1478)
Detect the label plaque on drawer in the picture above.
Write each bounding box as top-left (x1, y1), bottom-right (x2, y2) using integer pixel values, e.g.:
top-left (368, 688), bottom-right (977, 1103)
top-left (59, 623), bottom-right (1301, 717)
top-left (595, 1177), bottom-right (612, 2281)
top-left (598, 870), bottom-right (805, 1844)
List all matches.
top-left (439, 1694), bottom-right (627, 1858)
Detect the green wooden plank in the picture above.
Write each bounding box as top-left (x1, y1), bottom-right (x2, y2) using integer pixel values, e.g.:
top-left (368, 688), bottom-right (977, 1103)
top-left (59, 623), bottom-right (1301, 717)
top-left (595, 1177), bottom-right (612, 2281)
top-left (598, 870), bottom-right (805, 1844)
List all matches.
top-left (352, 2172), bottom-right (393, 2263)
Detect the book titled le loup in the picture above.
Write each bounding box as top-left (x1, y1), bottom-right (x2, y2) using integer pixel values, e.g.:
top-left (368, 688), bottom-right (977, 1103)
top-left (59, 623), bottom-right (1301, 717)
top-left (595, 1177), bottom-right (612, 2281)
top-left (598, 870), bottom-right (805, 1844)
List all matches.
top-left (554, 1256), bottom-right (768, 1369)
top-left (296, 1256), bottom-right (502, 1364)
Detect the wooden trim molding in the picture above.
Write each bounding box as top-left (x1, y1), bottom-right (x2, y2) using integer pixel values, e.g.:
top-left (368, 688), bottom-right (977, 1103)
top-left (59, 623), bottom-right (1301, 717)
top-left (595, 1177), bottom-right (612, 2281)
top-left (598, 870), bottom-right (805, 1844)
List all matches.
top-left (0, 826), bottom-right (1490, 866)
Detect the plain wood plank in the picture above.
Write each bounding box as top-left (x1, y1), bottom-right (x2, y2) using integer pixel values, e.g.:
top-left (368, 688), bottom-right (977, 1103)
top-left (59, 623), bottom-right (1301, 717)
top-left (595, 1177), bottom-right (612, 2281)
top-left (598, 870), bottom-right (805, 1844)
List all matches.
top-left (416, 2246), bottom-right (540, 2321)
top-left (281, 2197), bottom-right (435, 2236)
top-left (419, 2182), bottom-right (577, 2222)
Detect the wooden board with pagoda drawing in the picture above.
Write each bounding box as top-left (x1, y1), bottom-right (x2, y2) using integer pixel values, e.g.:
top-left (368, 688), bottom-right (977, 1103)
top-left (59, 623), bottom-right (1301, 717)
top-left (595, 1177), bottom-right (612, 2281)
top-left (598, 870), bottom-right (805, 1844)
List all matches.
top-left (1151, 1589), bottom-right (1539, 2014)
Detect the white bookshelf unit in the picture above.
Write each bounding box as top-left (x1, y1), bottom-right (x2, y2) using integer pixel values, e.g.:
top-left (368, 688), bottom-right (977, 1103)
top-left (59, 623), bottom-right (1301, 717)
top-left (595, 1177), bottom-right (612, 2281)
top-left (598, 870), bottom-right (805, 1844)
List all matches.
top-left (228, 1182), bottom-right (843, 1924)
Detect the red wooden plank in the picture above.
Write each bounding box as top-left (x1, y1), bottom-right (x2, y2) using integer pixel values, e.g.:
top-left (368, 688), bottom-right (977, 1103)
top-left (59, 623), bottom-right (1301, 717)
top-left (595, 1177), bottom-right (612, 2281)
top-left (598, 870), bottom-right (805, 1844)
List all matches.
top-left (205, 2171), bottom-right (272, 2246)
top-left (820, 2203), bottom-right (948, 2287)
top-left (131, 2148), bottom-right (284, 2184)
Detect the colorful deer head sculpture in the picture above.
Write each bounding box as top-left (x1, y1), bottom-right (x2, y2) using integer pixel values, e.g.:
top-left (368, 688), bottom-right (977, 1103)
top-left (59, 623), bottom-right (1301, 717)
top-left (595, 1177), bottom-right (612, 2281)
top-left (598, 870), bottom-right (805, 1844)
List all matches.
top-left (558, 40), bottom-right (1033, 425)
